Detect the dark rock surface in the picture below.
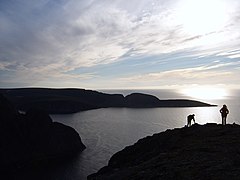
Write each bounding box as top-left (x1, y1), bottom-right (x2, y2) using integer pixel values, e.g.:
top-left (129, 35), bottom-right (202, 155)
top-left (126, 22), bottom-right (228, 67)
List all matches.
top-left (125, 93), bottom-right (161, 108)
top-left (0, 88), bottom-right (215, 114)
top-left (0, 94), bottom-right (86, 176)
top-left (89, 123), bottom-right (240, 180)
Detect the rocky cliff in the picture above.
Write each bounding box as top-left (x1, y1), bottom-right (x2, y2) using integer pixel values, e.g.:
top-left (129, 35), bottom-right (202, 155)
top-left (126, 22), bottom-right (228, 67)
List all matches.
top-left (0, 94), bottom-right (86, 177)
top-left (89, 123), bottom-right (240, 180)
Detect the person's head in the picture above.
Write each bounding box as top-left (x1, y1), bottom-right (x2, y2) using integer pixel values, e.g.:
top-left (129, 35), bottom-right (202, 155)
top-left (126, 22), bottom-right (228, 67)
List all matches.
top-left (192, 114), bottom-right (195, 116)
top-left (223, 104), bottom-right (227, 108)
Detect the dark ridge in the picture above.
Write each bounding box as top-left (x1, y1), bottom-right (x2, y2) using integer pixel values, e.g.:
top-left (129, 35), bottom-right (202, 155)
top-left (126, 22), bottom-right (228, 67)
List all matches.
top-left (0, 94), bottom-right (86, 178)
top-left (125, 93), bottom-right (161, 108)
top-left (88, 123), bottom-right (240, 180)
top-left (0, 88), bottom-right (215, 114)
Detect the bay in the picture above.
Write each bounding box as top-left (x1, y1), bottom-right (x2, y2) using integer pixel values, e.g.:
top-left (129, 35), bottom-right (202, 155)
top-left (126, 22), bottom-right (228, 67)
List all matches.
top-left (49, 89), bottom-right (240, 179)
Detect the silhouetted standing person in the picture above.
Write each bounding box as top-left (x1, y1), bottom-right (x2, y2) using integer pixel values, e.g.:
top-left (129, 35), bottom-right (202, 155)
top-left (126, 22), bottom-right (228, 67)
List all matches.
top-left (220, 104), bottom-right (229, 125)
top-left (187, 114), bottom-right (195, 127)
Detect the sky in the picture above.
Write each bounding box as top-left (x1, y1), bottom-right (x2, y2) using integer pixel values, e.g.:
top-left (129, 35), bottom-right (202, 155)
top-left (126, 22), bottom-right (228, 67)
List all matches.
top-left (0, 0), bottom-right (240, 90)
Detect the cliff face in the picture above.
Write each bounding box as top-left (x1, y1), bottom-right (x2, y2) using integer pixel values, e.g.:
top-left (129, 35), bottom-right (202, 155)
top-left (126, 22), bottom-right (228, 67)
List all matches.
top-left (89, 123), bottom-right (240, 180)
top-left (0, 88), bottom-right (215, 114)
top-left (0, 94), bottom-right (86, 176)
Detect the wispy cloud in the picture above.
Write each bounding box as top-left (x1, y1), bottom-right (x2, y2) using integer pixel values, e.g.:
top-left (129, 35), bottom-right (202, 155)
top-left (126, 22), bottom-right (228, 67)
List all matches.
top-left (118, 62), bottom-right (240, 88)
top-left (0, 0), bottom-right (240, 88)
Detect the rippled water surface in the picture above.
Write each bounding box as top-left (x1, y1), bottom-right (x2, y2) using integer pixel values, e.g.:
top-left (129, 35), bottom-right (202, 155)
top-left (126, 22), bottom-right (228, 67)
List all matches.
top-left (49, 89), bottom-right (240, 179)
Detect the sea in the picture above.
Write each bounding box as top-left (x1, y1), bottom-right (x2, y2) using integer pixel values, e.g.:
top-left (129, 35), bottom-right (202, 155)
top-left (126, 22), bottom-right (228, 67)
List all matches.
top-left (28, 89), bottom-right (240, 179)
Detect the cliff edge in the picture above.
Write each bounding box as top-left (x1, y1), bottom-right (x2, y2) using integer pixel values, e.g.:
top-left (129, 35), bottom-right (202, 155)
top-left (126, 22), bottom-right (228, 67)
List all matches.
top-left (89, 123), bottom-right (240, 180)
top-left (0, 94), bottom-right (86, 177)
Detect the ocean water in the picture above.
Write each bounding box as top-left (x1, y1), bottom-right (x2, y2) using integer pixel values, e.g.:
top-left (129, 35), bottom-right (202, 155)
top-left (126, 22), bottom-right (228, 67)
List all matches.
top-left (44, 89), bottom-right (240, 179)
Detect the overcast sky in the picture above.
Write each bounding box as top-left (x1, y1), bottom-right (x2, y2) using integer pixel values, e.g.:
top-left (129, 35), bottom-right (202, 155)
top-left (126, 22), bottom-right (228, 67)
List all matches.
top-left (0, 0), bottom-right (240, 89)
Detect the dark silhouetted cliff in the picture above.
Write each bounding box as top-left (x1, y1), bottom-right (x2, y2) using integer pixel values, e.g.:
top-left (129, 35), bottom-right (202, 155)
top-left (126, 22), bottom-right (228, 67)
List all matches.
top-left (125, 93), bottom-right (161, 107)
top-left (0, 94), bottom-right (86, 177)
top-left (0, 88), bottom-right (215, 114)
top-left (89, 123), bottom-right (240, 180)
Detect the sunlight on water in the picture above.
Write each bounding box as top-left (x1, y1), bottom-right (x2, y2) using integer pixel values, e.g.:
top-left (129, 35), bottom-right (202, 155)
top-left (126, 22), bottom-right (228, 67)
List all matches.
top-left (51, 89), bottom-right (240, 179)
top-left (180, 86), bottom-right (228, 100)
top-left (188, 107), bottom-right (220, 124)
top-left (51, 107), bottom-right (232, 179)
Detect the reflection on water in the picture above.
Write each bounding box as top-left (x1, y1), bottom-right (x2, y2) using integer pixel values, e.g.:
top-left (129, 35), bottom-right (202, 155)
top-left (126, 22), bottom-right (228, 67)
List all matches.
top-left (46, 89), bottom-right (240, 179)
top-left (51, 102), bottom-right (239, 179)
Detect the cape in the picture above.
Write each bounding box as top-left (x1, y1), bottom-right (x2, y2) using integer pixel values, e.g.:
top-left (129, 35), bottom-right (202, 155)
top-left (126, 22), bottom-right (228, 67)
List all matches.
top-left (0, 88), bottom-right (215, 114)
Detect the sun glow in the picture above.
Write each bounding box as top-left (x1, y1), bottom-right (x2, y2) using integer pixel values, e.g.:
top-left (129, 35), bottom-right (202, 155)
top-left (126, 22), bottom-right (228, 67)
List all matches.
top-left (176, 0), bottom-right (229, 35)
top-left (181, 87), bottom-right (228, 100)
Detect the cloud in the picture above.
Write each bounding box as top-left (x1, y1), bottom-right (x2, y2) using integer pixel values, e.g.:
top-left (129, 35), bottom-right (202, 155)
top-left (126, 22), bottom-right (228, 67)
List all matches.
top-left (118, 62), bottom-right (240, 88)
top-left (0, 0), bottom-right (240, 87)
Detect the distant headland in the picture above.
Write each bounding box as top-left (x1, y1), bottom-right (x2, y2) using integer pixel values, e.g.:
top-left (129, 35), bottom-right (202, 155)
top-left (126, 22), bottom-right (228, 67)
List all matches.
top-left (0, 88), bottom-right (216, 114)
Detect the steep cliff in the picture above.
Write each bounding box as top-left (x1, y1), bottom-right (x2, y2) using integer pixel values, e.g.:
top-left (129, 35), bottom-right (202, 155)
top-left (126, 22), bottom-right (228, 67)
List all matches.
top-left (89, 123), bottom-right (240, 180)
top-left (0, 94), bottom-right (86, 177)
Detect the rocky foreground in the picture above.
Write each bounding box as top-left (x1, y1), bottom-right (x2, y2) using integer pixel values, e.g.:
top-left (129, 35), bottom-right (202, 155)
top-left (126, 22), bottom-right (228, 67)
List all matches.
top-left (89, 123), bottom-right (240, 180)
top-left (0, 94), bottom-right (86, 178)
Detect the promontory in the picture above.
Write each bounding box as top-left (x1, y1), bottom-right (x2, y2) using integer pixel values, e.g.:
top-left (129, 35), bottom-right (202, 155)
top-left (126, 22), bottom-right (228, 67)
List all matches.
top-left (0, 88), bottom-right (215, 114)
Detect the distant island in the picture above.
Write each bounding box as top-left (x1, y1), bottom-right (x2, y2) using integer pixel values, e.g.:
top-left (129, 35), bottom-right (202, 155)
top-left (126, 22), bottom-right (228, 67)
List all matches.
top-left (89, 123), bottom-right (240, 179)
top-left (0, 88), bottom-right (216, 114)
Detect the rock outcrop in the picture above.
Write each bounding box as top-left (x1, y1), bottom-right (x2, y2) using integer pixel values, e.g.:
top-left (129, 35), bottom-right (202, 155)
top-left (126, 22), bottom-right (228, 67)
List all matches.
top-left (89, 123), bottom-right (240, 180)
top-left (0, 88), bottom-right (215, 114)
top-left (125, 93), bottom-right (161, 108)
top-left (0, 94), bottom-right (86, 176)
